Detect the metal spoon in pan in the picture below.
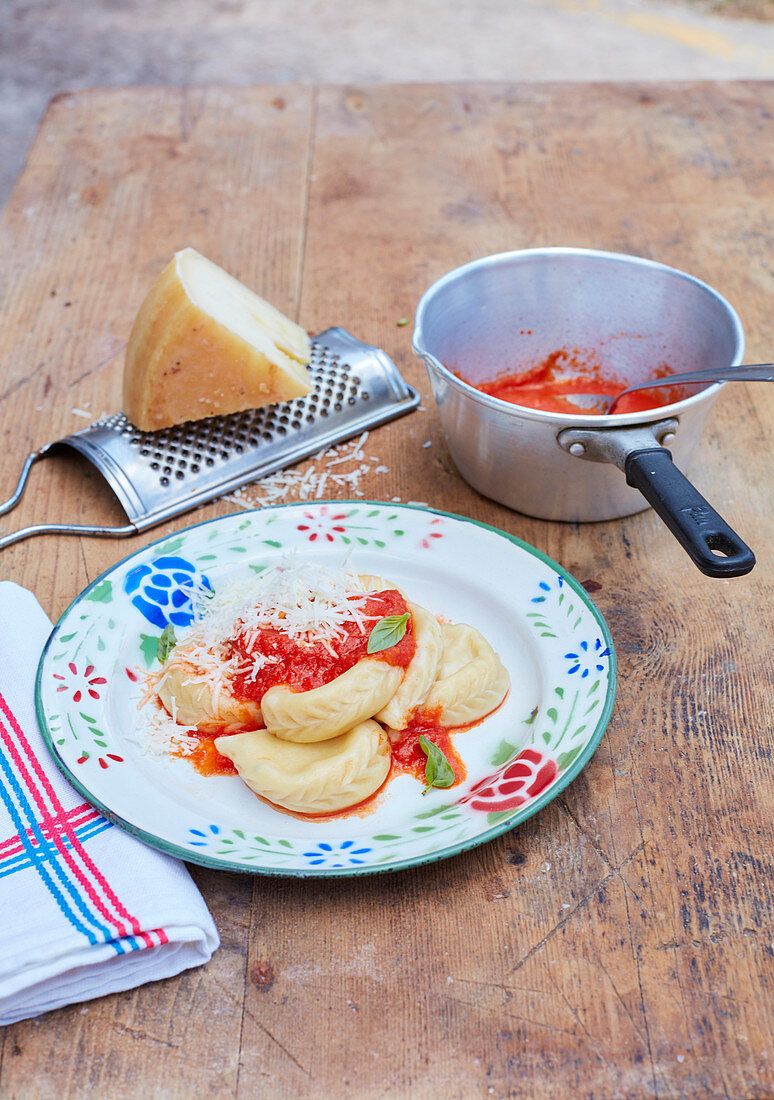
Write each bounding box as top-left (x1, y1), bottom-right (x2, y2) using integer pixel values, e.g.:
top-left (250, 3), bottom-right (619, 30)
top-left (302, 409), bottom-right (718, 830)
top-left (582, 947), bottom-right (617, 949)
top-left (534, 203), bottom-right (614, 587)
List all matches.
top-left (574, 362), bottom-right (774, 415)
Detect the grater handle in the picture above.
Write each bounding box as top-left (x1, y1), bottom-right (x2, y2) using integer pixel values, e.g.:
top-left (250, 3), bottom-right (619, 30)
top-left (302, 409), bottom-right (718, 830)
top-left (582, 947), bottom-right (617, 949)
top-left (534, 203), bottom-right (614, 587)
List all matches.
top-left (0, 519), bottom-right (138, 552)
top-left (0, 446), bottom-right (52, 518)
top-left (0, 446), bottom-right (137, 550)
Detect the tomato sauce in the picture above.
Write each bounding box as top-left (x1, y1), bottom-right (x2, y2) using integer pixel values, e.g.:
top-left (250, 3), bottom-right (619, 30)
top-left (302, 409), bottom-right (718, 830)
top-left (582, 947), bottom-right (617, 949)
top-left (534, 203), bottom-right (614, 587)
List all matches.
top-left (230, 589), bottom-right (415, 703)
top-left (458, 348), bottom-right (684, 415)
top-left (390, 708), bottom-right (467, 787)
top-left (173, 732), bottom-right (237, 777)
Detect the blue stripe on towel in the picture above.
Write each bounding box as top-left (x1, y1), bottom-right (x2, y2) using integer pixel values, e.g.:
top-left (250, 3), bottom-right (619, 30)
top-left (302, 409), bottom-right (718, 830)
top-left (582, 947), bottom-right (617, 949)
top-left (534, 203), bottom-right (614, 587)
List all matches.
top-left (0, 746), bottom-right (118, 949)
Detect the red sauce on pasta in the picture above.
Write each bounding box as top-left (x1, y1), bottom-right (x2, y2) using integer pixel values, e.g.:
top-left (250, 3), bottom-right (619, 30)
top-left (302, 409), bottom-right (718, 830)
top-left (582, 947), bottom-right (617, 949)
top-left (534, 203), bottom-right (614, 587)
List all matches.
top-left (390, 708), bottom-right (467, 787)
top-left (176, 734), bottom-right (238, 777)
top-left (229, 589), bottom-right (415, 703)
top-left (458, 349), bottom-right (682, 415)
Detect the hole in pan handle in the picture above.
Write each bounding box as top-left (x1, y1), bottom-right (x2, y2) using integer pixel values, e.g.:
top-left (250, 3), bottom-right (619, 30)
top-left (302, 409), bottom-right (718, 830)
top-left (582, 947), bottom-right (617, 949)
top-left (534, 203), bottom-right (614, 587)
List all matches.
top-left (624, 447), bottom-right (755, 578)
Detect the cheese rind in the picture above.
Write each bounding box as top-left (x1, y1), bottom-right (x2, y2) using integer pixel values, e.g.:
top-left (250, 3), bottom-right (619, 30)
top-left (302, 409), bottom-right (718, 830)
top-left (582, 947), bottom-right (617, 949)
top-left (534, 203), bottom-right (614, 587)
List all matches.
top-left (123, 248), bottom-right (312, 431)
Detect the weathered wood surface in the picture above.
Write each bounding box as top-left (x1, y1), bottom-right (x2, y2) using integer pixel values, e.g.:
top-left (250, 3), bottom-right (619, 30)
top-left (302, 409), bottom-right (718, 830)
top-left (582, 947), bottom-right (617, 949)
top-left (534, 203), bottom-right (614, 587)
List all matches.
top-left (0, 82), bottom-right (772, 1099)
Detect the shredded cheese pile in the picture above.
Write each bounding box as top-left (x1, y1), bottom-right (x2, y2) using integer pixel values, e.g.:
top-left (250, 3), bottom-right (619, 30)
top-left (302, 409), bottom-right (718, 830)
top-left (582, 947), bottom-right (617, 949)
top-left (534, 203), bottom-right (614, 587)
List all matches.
top-left (227, 431), bottom-right (427, 509)
top-left (193, 558), bottom-right (374, 649)
top-left (131, 670), bottom-right (200, 757)
top-left (243, 563), bottom-right (374, 644)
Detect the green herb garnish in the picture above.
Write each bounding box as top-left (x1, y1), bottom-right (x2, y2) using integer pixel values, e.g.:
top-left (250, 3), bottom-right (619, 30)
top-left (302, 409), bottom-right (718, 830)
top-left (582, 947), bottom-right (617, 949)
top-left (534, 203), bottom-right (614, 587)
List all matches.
top-left (418, 735), bottom-right (455, 793)
top-left (157, 624), bottom-right (177, 663)
top-left (366, 612), bottom-right (410, 654)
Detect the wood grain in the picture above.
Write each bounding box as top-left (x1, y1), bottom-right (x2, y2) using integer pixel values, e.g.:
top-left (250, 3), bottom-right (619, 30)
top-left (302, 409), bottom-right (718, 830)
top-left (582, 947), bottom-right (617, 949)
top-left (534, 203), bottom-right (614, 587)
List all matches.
top-left (0, 82), bottom-right (772, 1099)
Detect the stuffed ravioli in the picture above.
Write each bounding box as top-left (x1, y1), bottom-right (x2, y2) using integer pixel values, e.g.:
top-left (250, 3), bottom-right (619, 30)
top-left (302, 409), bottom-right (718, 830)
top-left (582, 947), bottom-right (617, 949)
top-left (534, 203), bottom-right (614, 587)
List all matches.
top-left (137, 558), bottom-right (510, 815)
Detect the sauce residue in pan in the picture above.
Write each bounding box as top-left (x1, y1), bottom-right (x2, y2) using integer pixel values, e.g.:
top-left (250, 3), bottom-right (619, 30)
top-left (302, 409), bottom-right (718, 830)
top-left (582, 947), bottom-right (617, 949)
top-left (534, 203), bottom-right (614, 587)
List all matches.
top-left (456, 348), bottom-right (686, 415)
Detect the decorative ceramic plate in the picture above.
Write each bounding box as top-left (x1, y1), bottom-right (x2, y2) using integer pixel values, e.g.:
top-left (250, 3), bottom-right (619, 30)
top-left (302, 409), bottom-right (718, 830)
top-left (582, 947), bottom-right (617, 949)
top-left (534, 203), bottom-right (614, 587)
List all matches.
top-left (36, 502), bottom-right (616, 877)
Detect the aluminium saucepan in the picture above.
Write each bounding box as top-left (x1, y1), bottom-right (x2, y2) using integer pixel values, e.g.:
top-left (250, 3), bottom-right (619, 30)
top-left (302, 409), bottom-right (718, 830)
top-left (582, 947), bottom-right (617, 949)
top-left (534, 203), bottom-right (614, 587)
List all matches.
top-left (412, 247), bottom-right (755, 578)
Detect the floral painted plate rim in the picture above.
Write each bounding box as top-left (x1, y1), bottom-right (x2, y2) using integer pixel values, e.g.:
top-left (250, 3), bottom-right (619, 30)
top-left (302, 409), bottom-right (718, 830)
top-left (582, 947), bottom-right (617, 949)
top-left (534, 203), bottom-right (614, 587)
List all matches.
top-left (35, 502), bottom-right (617, 877)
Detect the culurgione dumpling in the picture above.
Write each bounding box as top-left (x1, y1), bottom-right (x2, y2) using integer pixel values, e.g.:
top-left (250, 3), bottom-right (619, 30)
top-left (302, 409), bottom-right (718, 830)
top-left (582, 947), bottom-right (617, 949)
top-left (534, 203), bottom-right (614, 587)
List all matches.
top-left (375, 602), bottom-right (442, 730)
top-left (157, 656), bottom-right (262, 734)
top-left (351, 573), bottom-right (407, 598)
top-left (262, 659), bottom-right (403, 743)
top-left (423, 623), bottom-right (510, 726)
top-left (215, 720), bottom-right (390, 814)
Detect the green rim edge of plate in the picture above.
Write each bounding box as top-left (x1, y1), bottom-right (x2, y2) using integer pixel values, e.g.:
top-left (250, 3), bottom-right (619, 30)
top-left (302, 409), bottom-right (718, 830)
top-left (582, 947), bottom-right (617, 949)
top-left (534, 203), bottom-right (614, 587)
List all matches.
top-left (34, 501), bottom-right (618, 878)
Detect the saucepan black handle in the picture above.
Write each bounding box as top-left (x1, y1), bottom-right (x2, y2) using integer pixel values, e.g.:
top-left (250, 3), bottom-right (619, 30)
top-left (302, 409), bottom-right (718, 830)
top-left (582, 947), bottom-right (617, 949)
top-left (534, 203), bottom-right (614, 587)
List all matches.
top-left (625, 447), bottom-right (755, 578)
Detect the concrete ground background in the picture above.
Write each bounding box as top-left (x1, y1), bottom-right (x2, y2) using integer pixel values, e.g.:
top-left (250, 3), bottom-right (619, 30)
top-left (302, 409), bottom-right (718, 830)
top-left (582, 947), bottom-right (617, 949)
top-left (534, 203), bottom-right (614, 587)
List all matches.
top-left (1, 0), bottom-right (773, 211)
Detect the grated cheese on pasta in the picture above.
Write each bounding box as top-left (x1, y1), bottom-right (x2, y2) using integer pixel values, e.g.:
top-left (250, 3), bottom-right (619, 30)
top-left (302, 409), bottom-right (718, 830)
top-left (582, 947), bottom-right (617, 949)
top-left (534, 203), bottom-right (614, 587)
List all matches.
top-left (132, 558), bottom-right (388, 755)
top-left (191, 557), bottom-right (377, 650)
top-left (129, 671), bottom-right (199, 756)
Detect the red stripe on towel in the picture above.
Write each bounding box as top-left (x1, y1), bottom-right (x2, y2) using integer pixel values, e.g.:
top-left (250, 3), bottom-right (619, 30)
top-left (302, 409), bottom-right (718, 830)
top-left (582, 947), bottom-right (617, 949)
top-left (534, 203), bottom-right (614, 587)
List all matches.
top-left (0, 692), bottom-right (152, 944)
top-left (0, 803), bottom-right (101, 859)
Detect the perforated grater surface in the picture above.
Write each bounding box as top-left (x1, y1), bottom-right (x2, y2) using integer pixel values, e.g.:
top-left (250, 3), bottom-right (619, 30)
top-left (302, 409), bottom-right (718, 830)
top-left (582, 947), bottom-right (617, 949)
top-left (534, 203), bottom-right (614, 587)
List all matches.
top-left (0, 327), bottom-right (419, 551)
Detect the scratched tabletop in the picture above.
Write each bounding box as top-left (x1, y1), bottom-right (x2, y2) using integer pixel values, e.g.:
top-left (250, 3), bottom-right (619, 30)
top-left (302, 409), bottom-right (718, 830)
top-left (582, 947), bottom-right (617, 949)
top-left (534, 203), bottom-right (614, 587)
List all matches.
top-left (0, 83), bottom-right (772, 1099)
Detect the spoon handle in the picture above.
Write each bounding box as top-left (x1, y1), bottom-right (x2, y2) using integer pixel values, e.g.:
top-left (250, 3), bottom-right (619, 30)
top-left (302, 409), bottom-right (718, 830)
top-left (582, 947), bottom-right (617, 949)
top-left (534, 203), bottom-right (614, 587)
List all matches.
top-left (605, 362), bottom-right (774, 413)
top-left (621, 362), bottom-right (774, 393)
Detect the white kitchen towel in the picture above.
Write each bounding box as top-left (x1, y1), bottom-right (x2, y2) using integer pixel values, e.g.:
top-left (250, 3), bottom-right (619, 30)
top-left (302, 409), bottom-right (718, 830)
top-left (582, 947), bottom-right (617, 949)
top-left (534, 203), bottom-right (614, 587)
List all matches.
top-left (0, 581), bottom-right (219, 1026)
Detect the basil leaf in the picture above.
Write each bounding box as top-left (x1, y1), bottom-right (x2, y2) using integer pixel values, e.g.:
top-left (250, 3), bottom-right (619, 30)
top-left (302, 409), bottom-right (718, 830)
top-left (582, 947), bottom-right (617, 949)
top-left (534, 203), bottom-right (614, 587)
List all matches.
top-left (157, 624), bottom-right (177, 664)
top-left (418, 735), bottom-right (455, 793)
top-left (367, 612), bottom-right (410, 654)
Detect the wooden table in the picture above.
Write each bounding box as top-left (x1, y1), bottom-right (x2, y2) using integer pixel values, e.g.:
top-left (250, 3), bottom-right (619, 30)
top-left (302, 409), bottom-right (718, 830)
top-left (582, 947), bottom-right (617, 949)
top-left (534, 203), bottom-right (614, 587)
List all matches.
top-left (0, 82), bottom-right (772, 1099)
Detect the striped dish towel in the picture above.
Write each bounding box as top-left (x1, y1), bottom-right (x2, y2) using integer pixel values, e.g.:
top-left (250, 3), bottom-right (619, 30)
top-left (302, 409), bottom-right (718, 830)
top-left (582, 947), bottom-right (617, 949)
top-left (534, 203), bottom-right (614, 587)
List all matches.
top-left (0, 582), bottom-right (219, 1025)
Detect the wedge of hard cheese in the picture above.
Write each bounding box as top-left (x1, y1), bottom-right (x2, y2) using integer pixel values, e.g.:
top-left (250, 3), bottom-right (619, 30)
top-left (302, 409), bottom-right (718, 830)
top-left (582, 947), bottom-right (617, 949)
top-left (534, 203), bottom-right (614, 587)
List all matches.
top-left (123, 248), bottom-right (312, 431)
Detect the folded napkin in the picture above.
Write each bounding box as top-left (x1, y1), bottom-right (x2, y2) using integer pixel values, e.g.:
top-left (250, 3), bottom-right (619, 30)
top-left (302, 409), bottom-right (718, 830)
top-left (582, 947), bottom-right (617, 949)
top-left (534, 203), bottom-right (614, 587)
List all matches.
top-left (0, 581), bottom-right (219, 1026)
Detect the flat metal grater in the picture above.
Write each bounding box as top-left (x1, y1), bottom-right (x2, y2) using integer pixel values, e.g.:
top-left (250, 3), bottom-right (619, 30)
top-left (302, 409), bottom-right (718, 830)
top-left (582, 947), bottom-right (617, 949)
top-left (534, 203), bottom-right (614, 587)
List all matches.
top-left (0, 327), bottom-right (420, 551)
